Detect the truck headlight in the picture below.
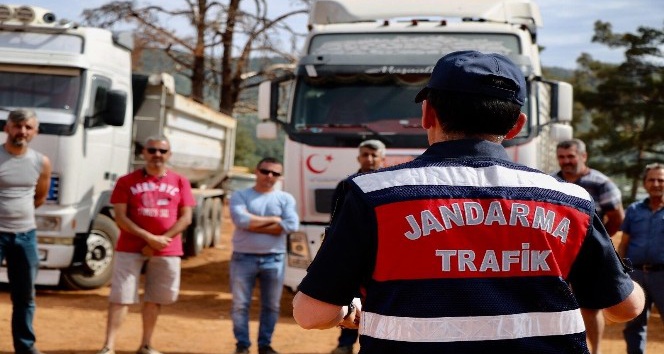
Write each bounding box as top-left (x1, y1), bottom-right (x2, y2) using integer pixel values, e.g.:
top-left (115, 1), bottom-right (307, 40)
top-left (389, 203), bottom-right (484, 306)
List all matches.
top-left (287, 231), bottom-right (312, 269)
top-left (35, 215), bottom-right (61, 231)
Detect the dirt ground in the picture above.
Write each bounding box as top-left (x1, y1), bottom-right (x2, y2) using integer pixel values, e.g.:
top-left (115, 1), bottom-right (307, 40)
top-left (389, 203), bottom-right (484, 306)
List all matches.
top-left (0, 207), bottom-right (662, 354)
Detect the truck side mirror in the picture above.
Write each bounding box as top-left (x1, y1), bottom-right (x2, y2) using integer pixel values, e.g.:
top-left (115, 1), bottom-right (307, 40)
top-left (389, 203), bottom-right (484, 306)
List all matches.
top-left (256, 121), bottom-right (278, 139)
top-left (102, 90), bottom-right (127, 127)
top-left (257, 78), bottom-right (290, 140)
top-left (257, 81), bottom-right (272, 121)
top-left (257, 74), bottom-right (294, 124)
top-left (540, 80), bottom-right (573, 143)
top-left (549, 123), bottom-right (573, 142)
top-left (547, 81), bottom-right (573, 123)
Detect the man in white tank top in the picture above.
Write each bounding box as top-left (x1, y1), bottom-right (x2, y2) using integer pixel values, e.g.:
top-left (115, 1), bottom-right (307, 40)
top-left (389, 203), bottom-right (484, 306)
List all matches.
top-left (0, 109), bottom-right (52, 354)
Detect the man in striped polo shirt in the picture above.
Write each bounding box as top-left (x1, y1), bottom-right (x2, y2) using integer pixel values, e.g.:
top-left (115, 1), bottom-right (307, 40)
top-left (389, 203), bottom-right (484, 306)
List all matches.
top-left (292, 51), bottom-right (644, 354)
top-left (555, 138), bottom-right (625, 354)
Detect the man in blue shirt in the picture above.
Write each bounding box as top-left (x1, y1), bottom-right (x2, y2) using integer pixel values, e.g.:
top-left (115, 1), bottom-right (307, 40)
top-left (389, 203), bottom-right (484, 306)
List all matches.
top-left (229, 157), bottom-right (299, 354)
top-left (618, 162), bottom-right (664, 354)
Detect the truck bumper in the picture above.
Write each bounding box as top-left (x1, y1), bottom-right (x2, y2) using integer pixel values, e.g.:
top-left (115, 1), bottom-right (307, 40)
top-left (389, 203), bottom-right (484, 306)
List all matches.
top-left (37, 243), bottom-right (76, 268)
top-left (0, 204), bottom-right (83, 286)
top-left (0, 244), bottom-right (73, 286)
top-left (0, 267), bottom-right (61, 286)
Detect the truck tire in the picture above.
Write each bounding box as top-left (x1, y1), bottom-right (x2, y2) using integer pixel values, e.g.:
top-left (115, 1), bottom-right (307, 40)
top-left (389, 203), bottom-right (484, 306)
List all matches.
top-left (210, 197), bottom-right (223, 247)
top-left (61, 214), bottom-right (118, 290)
top-left (202, 198), bottom-right (215, 248)
top-left (184, 206), bottom-right (205, 257)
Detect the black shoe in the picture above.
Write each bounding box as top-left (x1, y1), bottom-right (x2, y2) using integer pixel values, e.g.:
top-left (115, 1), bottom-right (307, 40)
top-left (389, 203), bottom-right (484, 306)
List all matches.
top-left (258, 345), bottom-right (279, 354)
top-left (331, 345), bottom-right (354, 354)
top-left (233, 345), bottom-right (249, 354)
top-left (18, 348), bottom-right (45, 354)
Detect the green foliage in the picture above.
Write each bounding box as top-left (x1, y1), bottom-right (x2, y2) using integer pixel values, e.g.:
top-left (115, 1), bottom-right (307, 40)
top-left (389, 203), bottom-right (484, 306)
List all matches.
top-left (233, 112), bottom-right (285, 169)
top-left (234, 122), bottom-right (258, 168)
top-left (255, 133), bottom-right (286, 162)
top-left (573, 21), bottom-right (664, 200)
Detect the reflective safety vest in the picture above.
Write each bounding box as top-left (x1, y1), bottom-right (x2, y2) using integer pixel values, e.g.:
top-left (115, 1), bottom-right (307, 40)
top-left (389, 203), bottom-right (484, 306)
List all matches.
top-left (349, 155), bottom-right (594, 353)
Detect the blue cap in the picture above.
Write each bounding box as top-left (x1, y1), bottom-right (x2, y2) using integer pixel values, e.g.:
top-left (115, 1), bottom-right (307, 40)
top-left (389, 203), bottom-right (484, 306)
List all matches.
top-left (415, 50), bottom-right (526, 105)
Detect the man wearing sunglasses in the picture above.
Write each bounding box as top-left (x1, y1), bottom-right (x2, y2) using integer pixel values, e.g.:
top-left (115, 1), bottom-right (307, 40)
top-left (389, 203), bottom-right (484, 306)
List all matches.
top-left (98, 136), bottom-right (196, 354)
top-left (229, 157), bottom-right (299, 354)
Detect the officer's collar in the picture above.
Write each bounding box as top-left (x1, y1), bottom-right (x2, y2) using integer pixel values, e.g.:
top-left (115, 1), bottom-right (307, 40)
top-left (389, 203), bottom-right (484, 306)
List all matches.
top-left (421, 139), bottom-right (511, 161)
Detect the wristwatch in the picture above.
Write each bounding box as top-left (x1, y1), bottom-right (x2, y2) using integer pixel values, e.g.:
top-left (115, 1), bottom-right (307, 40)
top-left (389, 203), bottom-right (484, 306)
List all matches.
top-left (343, 302), bottom-right (355, 320)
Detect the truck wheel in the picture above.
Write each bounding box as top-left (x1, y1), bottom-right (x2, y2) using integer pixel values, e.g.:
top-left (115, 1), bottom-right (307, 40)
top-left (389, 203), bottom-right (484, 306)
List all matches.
top-left (184, 225), bottom-right (205, 257)
top-left (61, 214), bottom-right (118, 290)
top-left (210, 197), bottom-right (223, 247)
top-left (202, 198), bottom-right (215, 248)
top-left (184, 207), bottom-right (205, 257)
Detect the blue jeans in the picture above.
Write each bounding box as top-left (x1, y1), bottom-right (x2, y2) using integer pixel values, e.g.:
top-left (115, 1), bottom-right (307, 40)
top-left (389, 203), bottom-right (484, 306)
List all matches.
top-left (230, 252), bottom-right (285, 348)
top-left (0, 230), bottom-right (39, 353)
top-left (623, 269), bottom-right (664, 354)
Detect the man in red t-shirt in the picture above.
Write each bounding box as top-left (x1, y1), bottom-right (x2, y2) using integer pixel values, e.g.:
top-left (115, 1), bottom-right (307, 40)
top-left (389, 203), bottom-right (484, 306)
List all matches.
top-left (97, 136), bottom-right (196, 354)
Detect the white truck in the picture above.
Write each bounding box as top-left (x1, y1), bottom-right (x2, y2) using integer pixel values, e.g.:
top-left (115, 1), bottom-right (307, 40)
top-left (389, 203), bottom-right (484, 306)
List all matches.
top-left (0, 4), bottom-right (236, 289)
top-left (257, 0), bottom-right (574, 291)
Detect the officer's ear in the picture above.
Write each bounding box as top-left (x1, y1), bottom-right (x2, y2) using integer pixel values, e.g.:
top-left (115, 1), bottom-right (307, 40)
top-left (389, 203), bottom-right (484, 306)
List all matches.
top-left (505, 113), bottom-right (527, 140)
top-left (421, 100), bottom-right (438, 129)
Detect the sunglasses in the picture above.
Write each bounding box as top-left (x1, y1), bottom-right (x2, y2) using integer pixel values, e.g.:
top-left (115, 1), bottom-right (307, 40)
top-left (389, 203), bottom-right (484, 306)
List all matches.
top-left (258, 168), bottom-right (282, 177)
top-left (146, 147), bottom-right (169, 154)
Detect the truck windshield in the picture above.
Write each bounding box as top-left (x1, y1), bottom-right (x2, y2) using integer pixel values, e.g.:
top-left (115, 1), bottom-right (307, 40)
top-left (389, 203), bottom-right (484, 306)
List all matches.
top-left (289, 73), bottom-right (429, 148)
top-left (0, 67), bottom-right (81, 129)
top-left (285, 31), bottom-right (530, 148)
top-left (289, 71), bottom-right (530, 148)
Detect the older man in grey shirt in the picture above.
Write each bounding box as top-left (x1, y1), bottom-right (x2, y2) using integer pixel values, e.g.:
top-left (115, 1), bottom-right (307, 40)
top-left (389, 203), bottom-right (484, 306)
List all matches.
top-left (555, 138), bottom-right (625, 354)
top-left (0, 109), bottom-right (52, 354)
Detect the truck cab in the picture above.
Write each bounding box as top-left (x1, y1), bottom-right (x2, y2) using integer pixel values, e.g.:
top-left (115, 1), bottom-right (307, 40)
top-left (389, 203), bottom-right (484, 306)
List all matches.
top-left (0, 4), bottom-right (133, 288)
top-left (258, 0), bottom-right (574, 291)
top-left (0, 4), bottom-right (235, 289)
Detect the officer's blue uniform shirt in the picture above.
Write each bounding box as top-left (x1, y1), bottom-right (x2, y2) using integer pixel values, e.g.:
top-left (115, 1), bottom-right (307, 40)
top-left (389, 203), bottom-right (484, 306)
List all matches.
top-left (299, 139), bottom-right (634, 354)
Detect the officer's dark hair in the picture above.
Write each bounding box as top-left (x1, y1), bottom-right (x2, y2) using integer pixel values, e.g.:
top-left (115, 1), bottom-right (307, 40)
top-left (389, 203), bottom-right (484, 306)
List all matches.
top-left (425, 89), bottom-right (522, 136)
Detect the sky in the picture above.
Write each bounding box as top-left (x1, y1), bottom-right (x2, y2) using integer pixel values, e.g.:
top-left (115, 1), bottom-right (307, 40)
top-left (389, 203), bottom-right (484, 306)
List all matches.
top-left (21, 0), bottom-right (664, 69)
